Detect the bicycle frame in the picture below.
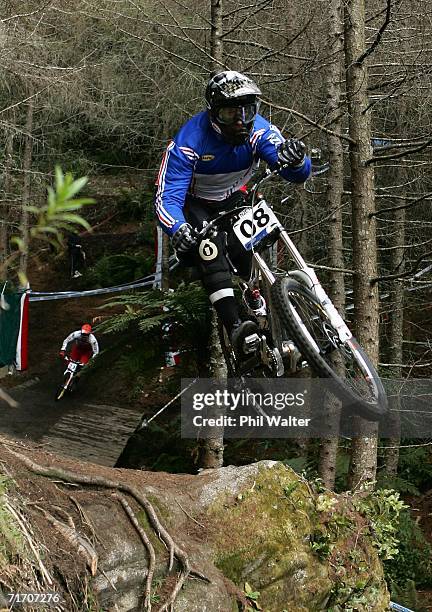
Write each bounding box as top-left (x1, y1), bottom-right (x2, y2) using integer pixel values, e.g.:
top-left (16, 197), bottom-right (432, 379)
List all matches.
top-left (62, 358), bottom-right (81, 390)
top-left (193, 167), bottom-right (353, 345)
top-left (247, 170), bottom-right (353, 344)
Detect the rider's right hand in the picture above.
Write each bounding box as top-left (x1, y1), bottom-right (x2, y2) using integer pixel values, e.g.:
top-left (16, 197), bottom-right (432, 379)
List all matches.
top-left (171, 223), bottom-right (198, 254)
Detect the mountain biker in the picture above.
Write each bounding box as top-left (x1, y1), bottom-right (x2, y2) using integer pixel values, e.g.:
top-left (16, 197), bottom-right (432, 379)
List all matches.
top-left (59, 324), bottom-right (99, 368)
top-left (155, 70), bottom-right (311, 360)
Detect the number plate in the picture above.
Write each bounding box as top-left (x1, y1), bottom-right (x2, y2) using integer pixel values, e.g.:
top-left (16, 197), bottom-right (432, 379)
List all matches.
top-left (68, 362), bottom-right (78, 372)
top-left (233, 200), bottom-right (280, 250)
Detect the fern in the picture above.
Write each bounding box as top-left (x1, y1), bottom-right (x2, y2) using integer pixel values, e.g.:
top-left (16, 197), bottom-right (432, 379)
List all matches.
top-left (396, 445), bottom-right (432, 492)
top-left (96, 282), bottom-right (212, 377)
top-left (85, 253), bottom-right (153, 287)
top-left (390, 579), bottom-right (422, 611)
top-left (384, 509), bottom-right (432, 588)
top-left (115, 341), bottom-right (161, 377)
top-left (376, 473), bottom-right (420, 496)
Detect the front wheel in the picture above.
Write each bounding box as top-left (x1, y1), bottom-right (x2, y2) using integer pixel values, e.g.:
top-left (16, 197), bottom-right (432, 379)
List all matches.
top-left (54, 384), bottom-right (66, 401)
top-left (271, 278), bottom-right (388, 421)
top-left (54, 373), bottom-right (72, 402)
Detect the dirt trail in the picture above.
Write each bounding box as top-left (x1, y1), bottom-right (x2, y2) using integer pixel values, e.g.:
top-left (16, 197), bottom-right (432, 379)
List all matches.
top-left (0, 381), bottom-right (142, 466)
top-left (1, 221), bottom-right (148, 466)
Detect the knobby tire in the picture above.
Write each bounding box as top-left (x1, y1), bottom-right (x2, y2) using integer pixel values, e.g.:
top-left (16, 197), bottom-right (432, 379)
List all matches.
top-left (55, 373), bottom-right (73, 402)
top-left (271, 277), bottom-right (388, 421)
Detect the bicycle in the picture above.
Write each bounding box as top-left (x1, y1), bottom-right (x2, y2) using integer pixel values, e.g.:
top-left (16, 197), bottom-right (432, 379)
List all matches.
top-left (55, 356), bottom-right (83, 401)
top-left (193, 166), bottom-right (388, 422)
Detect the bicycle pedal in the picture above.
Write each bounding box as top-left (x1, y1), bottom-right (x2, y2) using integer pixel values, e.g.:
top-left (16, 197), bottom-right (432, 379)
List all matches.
top-left (243, 332), bottom-right (260, 354)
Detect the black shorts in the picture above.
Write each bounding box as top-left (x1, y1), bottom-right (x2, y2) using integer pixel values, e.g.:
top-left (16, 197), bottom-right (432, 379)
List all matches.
top-left (182, 192), bottom-right (252, 293)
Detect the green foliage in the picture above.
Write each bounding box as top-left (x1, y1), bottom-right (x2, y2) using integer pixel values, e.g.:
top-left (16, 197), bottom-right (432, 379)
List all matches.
top-left (29, 165), bottom-right (94, 245)
top-left (116, 186), bottom-right (154, 221)
top-left (376, 473), bottom-right (420, 496)
top-left (394, 445), bottom-right (432, 493)
top-left (389, 579), bottom-right (428, 612)
top-left (9, 165), bottom-right (94, 285)
top-left (352, 489), bottom-right (408, 560)
top-left (310, 528), bottom-right (334, 559)
top-left (86, 253), bottom-right (153, 287)
top-left (0, 476), bottom-right (26, 565)
top-left (311, 487), bottom-right (409, 575)
top-left (115, 340), bottom-right (162, 379)
top-left (282, 481), bottom-right (300, 498)
top-left (243, 581), bottom-right (262, 611)
top-left (327, 584), bottom-right (383, 612)
top-left (384, 510), bottom-right (432, 589)
top-left (311, 510), bottom-right (354, 560)
top-left (98, 282), bottom-right (211, 364)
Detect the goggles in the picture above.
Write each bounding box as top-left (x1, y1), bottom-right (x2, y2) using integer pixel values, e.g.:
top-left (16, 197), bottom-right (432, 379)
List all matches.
top-left (216, 103), bottom-right (259, 125)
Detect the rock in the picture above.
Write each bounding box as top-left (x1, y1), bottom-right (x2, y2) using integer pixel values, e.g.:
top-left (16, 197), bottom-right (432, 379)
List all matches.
top-left (0, 444), bottom-right (390, 611)
top-left (197, 461), bottom-right (390, 611)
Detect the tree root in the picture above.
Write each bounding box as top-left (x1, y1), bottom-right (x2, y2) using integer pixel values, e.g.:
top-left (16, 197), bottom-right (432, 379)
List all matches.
top-left (4, 445), bottom-right (209, 611)
top-left (34, 505), bottom-right (98, 576)
top-left (113, 493), bottom-right (155, 611)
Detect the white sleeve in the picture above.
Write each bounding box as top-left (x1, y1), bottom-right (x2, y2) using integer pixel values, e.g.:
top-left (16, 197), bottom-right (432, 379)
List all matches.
top-left (90, 334), bottom-right (99, 357)
top-left (61, 331), bottom-right (80, 351)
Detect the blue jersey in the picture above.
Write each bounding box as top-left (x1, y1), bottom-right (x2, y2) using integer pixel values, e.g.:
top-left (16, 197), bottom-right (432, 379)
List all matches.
top-left (155, 111), bottom-right (311, 236)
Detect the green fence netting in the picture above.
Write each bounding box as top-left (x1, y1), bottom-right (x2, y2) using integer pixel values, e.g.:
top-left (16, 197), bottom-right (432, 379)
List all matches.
top-left (0, 291), bottom-right (23, 367)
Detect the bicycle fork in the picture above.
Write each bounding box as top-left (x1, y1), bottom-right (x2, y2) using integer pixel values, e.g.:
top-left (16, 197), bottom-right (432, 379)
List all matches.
top-left (253, 229), bottom-right (352, 344)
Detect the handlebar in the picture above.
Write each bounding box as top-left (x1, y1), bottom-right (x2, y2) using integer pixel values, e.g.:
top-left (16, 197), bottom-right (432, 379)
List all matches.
top-left (63, 356), bottom-right (83, 365)
top-left (196, 205), bottom-right (251, 240)
top-left (196, 165), bottom-right (285, 241)
top-left (172, 163), bottom-right (292, 257)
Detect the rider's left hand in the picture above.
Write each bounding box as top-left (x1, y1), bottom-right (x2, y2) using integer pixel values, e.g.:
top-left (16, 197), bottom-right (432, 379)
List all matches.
top-left (59, 350), bottom-right (65, 359)
top-left (277, 138), bottom-right (306, 168)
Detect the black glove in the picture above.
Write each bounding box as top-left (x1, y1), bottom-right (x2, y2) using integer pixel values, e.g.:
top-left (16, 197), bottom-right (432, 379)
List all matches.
top-left (171, 223), bottom-right (198, 254)
top-left (277, 138), bottom-right (306, 168)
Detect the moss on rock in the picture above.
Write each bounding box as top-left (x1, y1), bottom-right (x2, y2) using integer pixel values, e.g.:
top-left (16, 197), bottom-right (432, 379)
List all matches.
top-left (206, 462), bottom-right (390, 611)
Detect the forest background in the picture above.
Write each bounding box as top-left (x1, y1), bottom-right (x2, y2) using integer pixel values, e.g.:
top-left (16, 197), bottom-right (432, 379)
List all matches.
top-left (1, 0), bottom-right (432, 608)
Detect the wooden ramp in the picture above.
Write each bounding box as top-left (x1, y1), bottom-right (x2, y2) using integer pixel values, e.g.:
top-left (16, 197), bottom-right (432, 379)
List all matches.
top-left (0, 388), bottom-right (143, 467)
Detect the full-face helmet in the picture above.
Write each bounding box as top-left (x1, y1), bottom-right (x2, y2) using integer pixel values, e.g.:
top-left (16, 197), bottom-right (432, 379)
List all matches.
top-left (81, 323), bottom-right (92, 334)
top-left (205, 71), bottom-right (261, 145)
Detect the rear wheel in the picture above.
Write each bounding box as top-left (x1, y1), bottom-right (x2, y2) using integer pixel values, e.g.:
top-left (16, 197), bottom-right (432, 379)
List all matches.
top-left (271, 277), bottom-right (388, 420)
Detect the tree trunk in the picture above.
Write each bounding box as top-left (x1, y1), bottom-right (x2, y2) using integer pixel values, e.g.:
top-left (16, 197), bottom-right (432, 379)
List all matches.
top-left (210, 0), bottom-right (223, 70)
top-left (318, 0), bottom-right (345, 490)
top-left (19, 97), bottom-right (34, 277)
top-left (199, 2), bottom-right (226, 469)
top-left (198, 311), bottom-right (226, 469)
top-left (0, 127), bottom-right (14, 270)
top-left (382, 202), bottom-right (405, 475)
top-left (344, 0), bottom-right (379, 490)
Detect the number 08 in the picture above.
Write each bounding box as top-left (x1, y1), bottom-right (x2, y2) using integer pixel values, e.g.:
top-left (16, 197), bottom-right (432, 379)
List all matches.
top-left (238, 207), bottom-right (270, 238)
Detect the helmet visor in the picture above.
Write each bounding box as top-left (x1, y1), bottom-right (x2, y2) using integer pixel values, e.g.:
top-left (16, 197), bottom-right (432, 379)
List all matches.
top-left (216, 103), bottom-right (258, 126)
